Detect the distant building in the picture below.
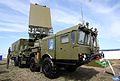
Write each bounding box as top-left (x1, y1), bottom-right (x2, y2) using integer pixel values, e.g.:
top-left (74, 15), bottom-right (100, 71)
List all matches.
top-left (100, 49), bottom-right (120, 59)
top-left (0, 55), bottom-right (2, 61)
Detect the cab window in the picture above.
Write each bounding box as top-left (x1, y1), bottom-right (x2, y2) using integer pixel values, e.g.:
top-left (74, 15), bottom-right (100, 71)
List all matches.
top-left (84, 34), bottom-right (88, 45)
top-left (61, 35), bottom-right (69, 43)
top-left (87, 34), bottom-right (90, 45)
top-left (71, 31), bottom-right (75, 44)
top-left (78, 31), bottom-right (85, 44)
top-left (85, 34), bottom-right (90, 45)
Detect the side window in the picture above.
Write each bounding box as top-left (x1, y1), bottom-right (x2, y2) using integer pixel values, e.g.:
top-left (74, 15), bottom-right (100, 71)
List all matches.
top-left (71, 31), bottom-right (75, 44)
top-left (78, 31), bottom-right (85, 44)
top-left (48, 39), bottom-right (54, 50)
top-left (61, 34), bottom-right (69, 43)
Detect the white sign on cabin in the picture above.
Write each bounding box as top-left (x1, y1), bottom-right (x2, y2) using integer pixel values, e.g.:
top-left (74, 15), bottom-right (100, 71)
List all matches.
top-left (100, 49), bottom-right (120, 59)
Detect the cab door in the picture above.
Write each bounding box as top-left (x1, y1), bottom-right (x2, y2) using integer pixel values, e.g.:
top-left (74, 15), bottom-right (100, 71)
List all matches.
top-left (70, 31), bottom-right (78, 60)
top-left (56, 33), bottom-right (71, 60)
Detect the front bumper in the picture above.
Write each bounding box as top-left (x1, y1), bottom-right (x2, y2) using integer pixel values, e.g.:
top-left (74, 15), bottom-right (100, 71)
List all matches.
top-left (77, 53), bottom-right (103, 66)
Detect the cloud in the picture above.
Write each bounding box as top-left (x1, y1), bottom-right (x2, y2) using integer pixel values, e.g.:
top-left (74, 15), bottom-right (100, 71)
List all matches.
top-left (0, 36), bottom-right (4, 39)
top-left (0, 0), bottom-right (29, 32)
top-left (52, 8), bottom-right (80, 25)
top-left (106, 21), bottom-right (120, 38)
top-left (83, 1), bottom-right (120, 14)
top-left (95, 4), bottom-right (119, 14)
top-left (0, 12), bottom-right (27, 24)
top-left (0, 22), bottom-right (27, 32)
top-left (0, 28), bottom-right (16, 32)
top-left (0, 24), bottom-right (27, 33)
top-left (30, 0), bottom-right (40, 4)
top-left (0, 0), bottom-right (29, 16)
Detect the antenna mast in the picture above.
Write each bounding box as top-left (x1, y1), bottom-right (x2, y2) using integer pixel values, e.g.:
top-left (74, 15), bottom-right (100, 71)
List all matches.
top-left (80, 1), bottom-right (84, 24)
top-left (80, 0), bottom-right (92, 24)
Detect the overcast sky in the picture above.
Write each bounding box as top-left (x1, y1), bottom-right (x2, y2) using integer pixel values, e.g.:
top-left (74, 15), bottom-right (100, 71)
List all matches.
top-left (0, 0), bottom-right (120, 58)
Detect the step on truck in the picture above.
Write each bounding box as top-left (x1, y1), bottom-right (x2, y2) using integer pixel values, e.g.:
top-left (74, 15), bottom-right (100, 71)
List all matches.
top-left (8, 3), bottom-right (103, 78)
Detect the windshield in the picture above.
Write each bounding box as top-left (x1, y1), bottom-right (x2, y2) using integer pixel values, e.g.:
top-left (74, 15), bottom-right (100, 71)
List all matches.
top-left (78, 31), bottom-right (85, 44)
top-left (78, 30), bottom-right (98, 47)
top-left (87, 34), bottom-right (90, 45)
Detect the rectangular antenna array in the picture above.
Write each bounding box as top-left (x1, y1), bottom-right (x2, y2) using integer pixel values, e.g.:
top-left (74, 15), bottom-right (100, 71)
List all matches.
top-left (29, 3), bottom-right (53, 39)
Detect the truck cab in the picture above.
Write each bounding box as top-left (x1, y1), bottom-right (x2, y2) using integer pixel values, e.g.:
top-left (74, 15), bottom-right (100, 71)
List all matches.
top-left (40, 23), bottom-right (100, 78)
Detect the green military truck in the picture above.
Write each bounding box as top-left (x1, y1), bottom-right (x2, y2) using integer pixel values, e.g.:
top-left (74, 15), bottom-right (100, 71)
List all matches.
top-left (9, 3), bottom-right (102, 78)
top-left (10, 39), bottom-right (34, 67)
top-left (39, 23), bottom-right (100, 78)
top-left (11, 39), bottom-right (27, 66)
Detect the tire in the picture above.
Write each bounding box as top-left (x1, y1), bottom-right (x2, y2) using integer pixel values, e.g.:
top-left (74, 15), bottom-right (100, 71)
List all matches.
top-left (26, 58), bottom-right (30, 68)
top-left (42, 57), bottom-right (58, 79)
top-left (30, 57), bottom-right (36, 72)
top-left (66, 66), bottom-right (77, 72)
top-left (18, 57), bottom-right (23, 68)
top-left (14, 58), bottom-right (18, 66)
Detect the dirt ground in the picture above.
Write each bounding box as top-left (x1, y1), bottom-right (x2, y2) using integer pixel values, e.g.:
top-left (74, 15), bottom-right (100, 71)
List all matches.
top-left (0, 59), bottom-right (120, 81)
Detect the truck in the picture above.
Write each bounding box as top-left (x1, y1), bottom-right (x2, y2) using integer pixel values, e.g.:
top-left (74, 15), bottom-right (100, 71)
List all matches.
top-left (9, 3), bottom-right (103, 78)
top-left (11, 39), bottom-right (34, 67)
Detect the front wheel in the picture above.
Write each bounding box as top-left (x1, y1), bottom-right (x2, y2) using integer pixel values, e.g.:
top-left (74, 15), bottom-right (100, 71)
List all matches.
top-left (14, 58), bottom-right (18, 66)
top-left (18, 57), bottom-right (23, 68)
top-left (42, 57), bottom-right (59, 79)
top-left (30, 57), bottom-right (36, 72)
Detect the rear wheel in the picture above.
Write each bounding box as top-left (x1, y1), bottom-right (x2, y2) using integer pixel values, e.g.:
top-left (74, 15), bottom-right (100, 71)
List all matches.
top-left (30, 57), bottom-right (36, 72)
top-left (42, 57), bottom-right (58, 79)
